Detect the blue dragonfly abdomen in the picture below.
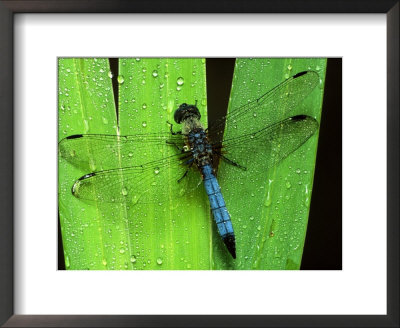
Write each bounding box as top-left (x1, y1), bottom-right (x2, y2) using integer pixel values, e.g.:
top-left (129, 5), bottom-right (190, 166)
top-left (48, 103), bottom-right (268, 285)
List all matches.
top-left (201, 164), bottom-right (236, 258)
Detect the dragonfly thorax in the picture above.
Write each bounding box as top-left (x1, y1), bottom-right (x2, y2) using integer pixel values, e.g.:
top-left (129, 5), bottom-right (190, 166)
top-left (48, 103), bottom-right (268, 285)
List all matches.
top-left (186, 128), bottom-right (213, 168)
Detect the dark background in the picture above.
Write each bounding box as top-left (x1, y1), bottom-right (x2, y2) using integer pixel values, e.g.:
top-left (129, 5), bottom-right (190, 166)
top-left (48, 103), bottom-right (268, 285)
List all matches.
top-left (59, 58), bottom-right (342, 270)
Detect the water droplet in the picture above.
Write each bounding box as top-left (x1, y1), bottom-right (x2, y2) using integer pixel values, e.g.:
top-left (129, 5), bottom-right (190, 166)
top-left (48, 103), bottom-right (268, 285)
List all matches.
top-left (152, 70), bottom-right (158, 77)
top-left (154, 167), bottom-right (160, 175)
top-left (285, 181), bottom-right (291, 189)
top-left (295, 168), bottom-right (301, 174)
top-left (176, 77), bottom-right (184, 86)
top-left (130, 255), bottom-right (137, 263)
top-left (142, 121), bottom-right (147, 128)
top-left (102, 259), bottom-right (107, 266)
top-left (249, 216), bottom-right (254, 221)
top-left (119, 248), bottom-right (125, 254)
top-left (287, 64), bottom-right (293, 71)
top-left (65, 255), bottom-right (70, 268)
top-left (156, 258), bottom-right (163, 265)
top-left (132, 195), bottom-right (140, 205)
top-left (257, 225), bottom-right (262, 231)
top-left (108, 71), bottom-right (113, 78)
top-left (142, 103), bottom-right (147, 110)
top-left (102, 117), bottom-right (108, 125)
top-left (117, 75), bottom-right (125, 84)
top-left (121, 187), bottom-right (128, 196)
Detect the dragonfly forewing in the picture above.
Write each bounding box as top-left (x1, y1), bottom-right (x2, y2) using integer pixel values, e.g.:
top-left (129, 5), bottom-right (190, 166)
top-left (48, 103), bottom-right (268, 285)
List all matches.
top-left (59, 133), bottom-right (185, 172)
top-left (70, 152), bottom-right (202, 205)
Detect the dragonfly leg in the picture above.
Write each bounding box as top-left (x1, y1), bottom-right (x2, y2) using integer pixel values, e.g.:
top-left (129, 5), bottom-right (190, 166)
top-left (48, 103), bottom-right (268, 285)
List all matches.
top-left (220, 154), bottom-right (247, 171)
top-left (177, 159), bottom-right (194, 183)
top-left (166, 121), bottom-right (182, 136)
top-left (166, 140), bottom-right (185, 153)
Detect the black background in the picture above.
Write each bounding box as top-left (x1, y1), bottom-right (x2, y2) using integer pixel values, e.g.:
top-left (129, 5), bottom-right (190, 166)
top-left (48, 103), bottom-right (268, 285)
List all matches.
top-left (59, 58), bottom-right (342, 270)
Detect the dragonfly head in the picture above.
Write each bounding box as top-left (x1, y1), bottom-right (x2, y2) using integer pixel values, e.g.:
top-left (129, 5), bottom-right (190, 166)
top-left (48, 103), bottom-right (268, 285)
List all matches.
top-left (174, 103), bottom-right (201, 124)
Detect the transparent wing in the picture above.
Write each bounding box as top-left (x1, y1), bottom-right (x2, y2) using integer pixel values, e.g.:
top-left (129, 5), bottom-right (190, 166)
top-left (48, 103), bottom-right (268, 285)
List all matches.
top-left (71, 152), bottom-right (203, 204)
top-left (207, 70), bottom-right (320, 143)
top-left (219, 115), bottom-right (319, 172)
top-left (59, 133), bottom-right (185, 171)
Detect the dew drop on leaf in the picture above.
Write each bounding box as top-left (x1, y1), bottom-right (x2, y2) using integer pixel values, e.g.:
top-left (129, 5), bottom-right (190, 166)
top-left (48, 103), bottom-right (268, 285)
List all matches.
top-left (65, 255), bottom-right (70, 268)
top-left (117, 75), bottom-right (125, 84)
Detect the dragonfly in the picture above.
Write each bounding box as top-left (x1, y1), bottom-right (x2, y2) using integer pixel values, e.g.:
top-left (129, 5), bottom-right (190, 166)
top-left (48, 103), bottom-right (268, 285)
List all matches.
top-left (59, 70), bottom-right (320, 259)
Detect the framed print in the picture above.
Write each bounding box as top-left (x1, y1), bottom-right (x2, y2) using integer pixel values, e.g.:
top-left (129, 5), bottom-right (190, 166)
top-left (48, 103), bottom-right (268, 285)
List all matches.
top-left (1, 0), bottom-right (398, 327)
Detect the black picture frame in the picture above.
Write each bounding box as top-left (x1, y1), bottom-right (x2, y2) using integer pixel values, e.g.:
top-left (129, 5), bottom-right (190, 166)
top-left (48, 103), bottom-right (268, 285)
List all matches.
top-left (1, 1), bottom-right (398, 327)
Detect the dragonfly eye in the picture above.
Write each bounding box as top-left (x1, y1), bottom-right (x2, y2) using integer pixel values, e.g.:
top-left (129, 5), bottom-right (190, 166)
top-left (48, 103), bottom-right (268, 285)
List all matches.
top-left (174, 103), bottom-right (201, 124)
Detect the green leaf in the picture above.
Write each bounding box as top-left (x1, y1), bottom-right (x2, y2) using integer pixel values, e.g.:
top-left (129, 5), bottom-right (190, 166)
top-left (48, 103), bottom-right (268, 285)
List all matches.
top-left (117, 58), bottom-right (211, 269)
top-left (213, 58), bottom-right (326, 269)
top-left (58, 58), bottom-right (119, 269)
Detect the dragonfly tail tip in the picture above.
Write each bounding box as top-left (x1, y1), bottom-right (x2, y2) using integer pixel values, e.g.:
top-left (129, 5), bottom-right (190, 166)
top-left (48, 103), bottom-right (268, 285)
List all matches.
top-left (223, 234), bottom-right (236, 259)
